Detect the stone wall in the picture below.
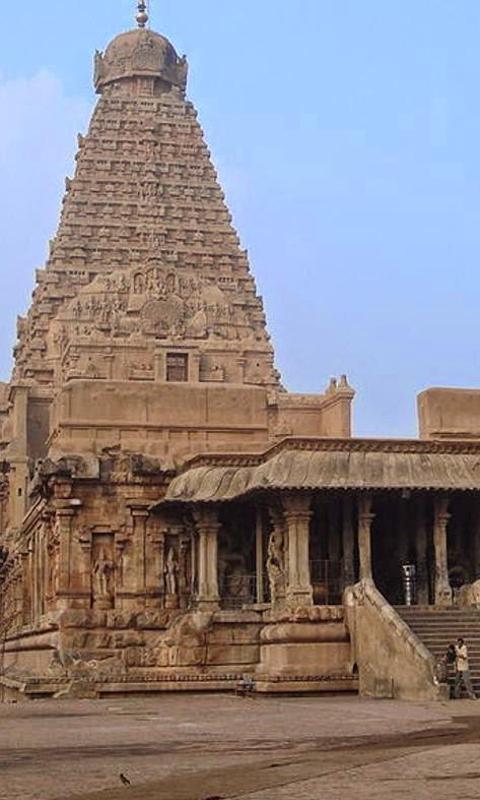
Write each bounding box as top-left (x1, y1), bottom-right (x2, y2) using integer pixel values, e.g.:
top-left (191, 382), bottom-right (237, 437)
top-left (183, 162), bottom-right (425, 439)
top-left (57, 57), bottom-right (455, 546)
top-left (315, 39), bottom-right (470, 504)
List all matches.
top-left (418, 387), bottom-right (480, 440)
top-left (346, 580), bottom-right (446, 701)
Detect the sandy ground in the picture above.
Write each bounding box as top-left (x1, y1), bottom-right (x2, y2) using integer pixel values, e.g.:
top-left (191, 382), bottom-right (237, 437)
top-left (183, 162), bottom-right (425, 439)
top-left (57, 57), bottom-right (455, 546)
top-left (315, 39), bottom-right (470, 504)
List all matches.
top-left (0, 693), bottom-right (479, 800)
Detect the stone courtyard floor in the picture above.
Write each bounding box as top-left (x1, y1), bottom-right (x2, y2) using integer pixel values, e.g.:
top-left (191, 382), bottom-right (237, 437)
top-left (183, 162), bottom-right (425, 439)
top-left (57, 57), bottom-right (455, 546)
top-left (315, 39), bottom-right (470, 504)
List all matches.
top-left (1, 694), bottom-right (480, 799)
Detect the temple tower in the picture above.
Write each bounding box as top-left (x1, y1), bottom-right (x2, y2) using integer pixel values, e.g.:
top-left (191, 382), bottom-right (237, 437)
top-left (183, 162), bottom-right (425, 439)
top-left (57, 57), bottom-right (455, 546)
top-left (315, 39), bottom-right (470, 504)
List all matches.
top-left (12, 14), bottom-right (279, 393)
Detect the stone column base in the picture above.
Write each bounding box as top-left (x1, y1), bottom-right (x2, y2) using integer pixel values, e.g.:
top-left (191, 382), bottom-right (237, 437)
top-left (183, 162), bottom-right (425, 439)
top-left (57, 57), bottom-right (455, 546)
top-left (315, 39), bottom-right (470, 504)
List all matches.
top-left (196, 597), bottom-right (220, 611)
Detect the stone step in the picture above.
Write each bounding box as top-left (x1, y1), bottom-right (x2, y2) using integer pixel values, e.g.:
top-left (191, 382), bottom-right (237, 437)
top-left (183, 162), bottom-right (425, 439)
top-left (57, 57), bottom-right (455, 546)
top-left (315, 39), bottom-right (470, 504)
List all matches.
top-left (401, 616), bottom-right (480, 621)
top-left (411, 630), bottom-right (480, 636)
top-left (405, 620), bottom-right (480, 623)
top-left (399, 618), bottom-right (480, 624)
top-left (397, 618), bottom-right (480, 623)
top-left (405, 620), bottom-right (480, 639)
top-left (398, 609), bottom-right (480, 613)
top-left (403, 629), bottom-right (480, 634)
top-left (395, 606), bottom-right (480, 694)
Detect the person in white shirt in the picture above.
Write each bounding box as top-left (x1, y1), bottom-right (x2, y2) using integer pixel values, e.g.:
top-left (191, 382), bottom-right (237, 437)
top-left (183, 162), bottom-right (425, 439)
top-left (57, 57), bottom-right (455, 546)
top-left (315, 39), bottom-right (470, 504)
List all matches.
top-left (454, 638), bottom-right (476, 699)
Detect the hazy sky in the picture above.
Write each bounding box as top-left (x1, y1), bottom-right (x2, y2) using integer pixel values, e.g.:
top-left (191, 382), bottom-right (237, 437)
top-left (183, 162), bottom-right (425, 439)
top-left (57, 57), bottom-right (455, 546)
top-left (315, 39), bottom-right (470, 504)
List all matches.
top-left (1, 1), bottom-right (480, 437)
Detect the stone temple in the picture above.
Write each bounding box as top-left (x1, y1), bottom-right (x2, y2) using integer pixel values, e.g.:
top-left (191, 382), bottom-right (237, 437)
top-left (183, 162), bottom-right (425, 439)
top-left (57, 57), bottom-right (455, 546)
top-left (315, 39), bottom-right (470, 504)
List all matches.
top-left (3, 5), bottom-right (480, 700)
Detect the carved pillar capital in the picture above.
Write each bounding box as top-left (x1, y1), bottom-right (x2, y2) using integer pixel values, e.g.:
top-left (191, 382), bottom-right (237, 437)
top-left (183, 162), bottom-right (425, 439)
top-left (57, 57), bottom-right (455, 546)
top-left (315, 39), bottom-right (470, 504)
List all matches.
top-left (128, 505), bottom-right (150, 520)
top-left (193, 505), bottom-right (222, 534)
top-left (282, 492), bottom-right (313, 521)
top-left (358, 493), bottom-right (374, 523)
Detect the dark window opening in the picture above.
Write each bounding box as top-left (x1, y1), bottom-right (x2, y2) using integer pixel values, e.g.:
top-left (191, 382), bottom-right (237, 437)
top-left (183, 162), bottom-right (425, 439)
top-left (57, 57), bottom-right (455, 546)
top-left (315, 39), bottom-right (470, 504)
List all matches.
top-left (166, 353), bottom-right (188, 382)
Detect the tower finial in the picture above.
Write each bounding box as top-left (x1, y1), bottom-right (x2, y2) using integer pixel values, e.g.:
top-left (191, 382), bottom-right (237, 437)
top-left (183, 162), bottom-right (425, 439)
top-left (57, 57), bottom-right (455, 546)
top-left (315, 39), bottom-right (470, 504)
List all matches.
top-left (136, 1), bottom-right (149, 28)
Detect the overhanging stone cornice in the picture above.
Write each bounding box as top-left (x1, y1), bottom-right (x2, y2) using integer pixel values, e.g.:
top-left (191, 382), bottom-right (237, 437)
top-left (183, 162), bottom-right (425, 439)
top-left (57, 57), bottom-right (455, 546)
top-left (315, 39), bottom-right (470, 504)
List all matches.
top-left (157, 436), bottom-right (480, 507)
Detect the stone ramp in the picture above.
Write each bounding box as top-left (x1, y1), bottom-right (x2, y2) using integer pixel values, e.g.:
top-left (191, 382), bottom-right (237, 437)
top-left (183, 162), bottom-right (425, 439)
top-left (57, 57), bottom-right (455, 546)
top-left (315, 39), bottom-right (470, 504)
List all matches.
top-left (395, 606), bottom-right (480, 693)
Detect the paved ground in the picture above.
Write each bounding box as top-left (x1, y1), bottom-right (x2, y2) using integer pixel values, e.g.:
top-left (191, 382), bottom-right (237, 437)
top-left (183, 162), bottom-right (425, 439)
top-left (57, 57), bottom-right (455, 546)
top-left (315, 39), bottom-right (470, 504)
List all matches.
top-left (0, 693), bottom-right (479, 800)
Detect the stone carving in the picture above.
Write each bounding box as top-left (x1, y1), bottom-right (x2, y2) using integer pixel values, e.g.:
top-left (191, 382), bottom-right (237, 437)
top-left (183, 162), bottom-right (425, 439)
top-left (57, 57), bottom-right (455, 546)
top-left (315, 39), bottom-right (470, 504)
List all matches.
top-left (457, 579), bottom-right (480, 607)
top-left (94, 50), bottom-right (105, 87)
top-left (84, 357), bottom-right (99, 379)
top-left (164, 546), bottom-right (178, 597)
top-left (47, 543), bottom-right (59, 600)
top-left (93, 546), bottom-right (115, 607)
top-left (267, 529), bottom-right (285, 607)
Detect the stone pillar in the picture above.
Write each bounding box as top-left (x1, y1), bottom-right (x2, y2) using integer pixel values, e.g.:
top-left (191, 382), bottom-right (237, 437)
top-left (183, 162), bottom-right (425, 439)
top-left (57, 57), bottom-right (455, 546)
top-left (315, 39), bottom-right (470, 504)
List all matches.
top-left (342, 494), bottom-right (356, 587)
top-left (131, 507), bottom-right (149, 596)
top-left (114, 526), bottom-right (131, 606)
top-left (178, 530), bottom-right (192, 609)
top-left (283, 493), bottom-right (313, 607)
top-left (31, 532), bottom-right (39, 625)
top-left (146, 522), bottom-right (166, 608)
top-left (415, 495), bottom-right (429, 605)
top-left (236, 357), bottom-right (247, 384)
top-left (55, 507), bottom-right (76, 609)
top-left (8, 385), bottom-right (30, 528)
top-left (20, 546), bottom-right (31, 626)
top-left (154, 349), bottom-right (166, 382)
top-left (358, 494), bottom-right (375, 581)
top-left (433, 495), bottom-right (452, 606)
top-left (189, 352), bottom-right (201, 383)
top-left (255, 508), bottom-right (264, 604)
top-left (194, 507), bottom-right (220, 609)
top-left (103, 351), bottom-right (115, 380)
top-left (13, 559), bottom-right (23, 629)
top-left (75, 526), bottom-right (93, 607)
top-left (117, 505), bottom-right (150, 612)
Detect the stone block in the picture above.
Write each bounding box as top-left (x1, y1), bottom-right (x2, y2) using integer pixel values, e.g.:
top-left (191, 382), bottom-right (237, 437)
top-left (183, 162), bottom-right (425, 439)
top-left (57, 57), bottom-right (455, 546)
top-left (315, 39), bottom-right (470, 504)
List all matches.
top-left (206, 644), bottom-right (259, 666)
top-left (259, 641), bottom-right (350, 676)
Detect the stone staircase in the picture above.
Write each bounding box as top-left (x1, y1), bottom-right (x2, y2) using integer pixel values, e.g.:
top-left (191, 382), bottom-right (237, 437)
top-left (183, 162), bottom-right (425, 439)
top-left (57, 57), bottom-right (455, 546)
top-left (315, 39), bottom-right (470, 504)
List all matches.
top-left (396, 606), bottom-right (480, 694)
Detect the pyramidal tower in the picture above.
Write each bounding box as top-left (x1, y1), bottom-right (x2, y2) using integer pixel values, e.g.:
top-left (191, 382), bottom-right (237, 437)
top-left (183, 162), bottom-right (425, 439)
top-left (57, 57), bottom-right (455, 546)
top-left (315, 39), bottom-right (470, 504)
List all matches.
top-left (14, 8), bottom-right (278, 391)
top-left (0, 7), bottom-right (354, 696)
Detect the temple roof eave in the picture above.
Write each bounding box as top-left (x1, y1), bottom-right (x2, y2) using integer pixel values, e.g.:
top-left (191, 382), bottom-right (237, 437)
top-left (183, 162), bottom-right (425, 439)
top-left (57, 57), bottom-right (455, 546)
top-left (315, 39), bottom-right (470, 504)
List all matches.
top-left (155, 436), bottom-right (480, 507)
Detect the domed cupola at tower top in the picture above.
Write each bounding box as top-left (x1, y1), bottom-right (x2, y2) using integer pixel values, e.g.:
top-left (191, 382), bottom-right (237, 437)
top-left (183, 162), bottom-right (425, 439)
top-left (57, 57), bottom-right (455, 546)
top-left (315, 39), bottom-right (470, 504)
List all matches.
top-left (94, 28), bottom-right (188, 94)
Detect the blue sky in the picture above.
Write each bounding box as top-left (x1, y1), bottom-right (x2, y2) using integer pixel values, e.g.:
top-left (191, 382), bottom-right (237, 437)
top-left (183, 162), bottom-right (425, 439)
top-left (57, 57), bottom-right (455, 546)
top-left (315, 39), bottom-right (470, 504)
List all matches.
top-left (1, 1), bottom-right (480, 436)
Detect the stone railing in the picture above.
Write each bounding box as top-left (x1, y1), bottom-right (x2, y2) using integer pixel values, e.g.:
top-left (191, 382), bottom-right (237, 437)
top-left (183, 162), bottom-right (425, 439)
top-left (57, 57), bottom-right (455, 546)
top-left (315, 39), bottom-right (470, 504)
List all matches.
top-left (344, 579), bottom-right (447, 701)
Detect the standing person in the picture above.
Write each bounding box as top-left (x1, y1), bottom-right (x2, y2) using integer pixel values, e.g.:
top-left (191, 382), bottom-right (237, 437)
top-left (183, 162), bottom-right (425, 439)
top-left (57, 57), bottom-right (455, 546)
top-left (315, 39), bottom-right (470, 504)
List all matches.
top-left (454, 638), bottom-right (477, 699)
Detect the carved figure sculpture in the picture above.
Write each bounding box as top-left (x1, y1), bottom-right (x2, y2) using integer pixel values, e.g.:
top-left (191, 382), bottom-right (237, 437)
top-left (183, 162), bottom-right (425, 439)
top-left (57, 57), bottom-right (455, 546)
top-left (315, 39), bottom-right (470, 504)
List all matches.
top-left (85, 357), bottom-right (99, 379)
top-left (48, 547), bottom-right (59, 599)
top-left (93, 548), bottom-right (114, 599)
top-left (458, 579), bottom-right (480, 607)
top-left (164, 547), bottom-right (178, 596)
top-left (267, 529), bottom-right (285, 606)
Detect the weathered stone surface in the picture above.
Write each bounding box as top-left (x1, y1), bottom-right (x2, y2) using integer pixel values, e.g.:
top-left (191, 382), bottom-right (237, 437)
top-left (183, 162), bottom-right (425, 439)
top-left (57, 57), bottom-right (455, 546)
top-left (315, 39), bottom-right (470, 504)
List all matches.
top-left (5, 9), bottom-right (479, 704)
